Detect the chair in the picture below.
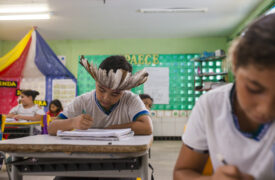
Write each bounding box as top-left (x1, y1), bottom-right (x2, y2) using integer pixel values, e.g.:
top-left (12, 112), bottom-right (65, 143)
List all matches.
top-left (41, 114), bottom-right (52, 134)
top-left (0, 114), bottom-right (51, 139)
top-left (0, 114), bottom-right (5, 140)
top-left (202, 158), bottom-right (213, 175)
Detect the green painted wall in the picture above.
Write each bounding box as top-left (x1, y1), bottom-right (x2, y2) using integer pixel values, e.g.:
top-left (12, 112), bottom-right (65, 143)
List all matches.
top-left (0, 37), bottom-right (227, 77)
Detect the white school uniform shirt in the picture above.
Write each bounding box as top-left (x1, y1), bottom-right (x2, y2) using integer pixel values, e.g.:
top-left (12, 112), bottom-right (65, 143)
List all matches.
top-left (61, 90), bottom-right (150, 128)
top-left (9, 104), bottom-right (45, 117)
top-left (183, 83), bottom-right (275, 180)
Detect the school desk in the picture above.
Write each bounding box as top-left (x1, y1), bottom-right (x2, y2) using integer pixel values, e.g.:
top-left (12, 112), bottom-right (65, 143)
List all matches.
top-left (0, 134), bottom-right (153, 180)
top-left (4, 121), bottom-right (41, 136)
top-left (1, 115), bottom-right (51, 139)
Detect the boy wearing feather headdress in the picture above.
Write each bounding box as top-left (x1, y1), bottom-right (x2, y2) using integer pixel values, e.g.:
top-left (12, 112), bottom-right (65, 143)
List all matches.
top-left (48, 55), bottom-right (152, 136)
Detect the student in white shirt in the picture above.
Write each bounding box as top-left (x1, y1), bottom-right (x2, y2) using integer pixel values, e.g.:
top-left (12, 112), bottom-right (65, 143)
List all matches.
top-left (7, 89), bottom-right (44, 121)
top-left (49, 55), bottom-right (152, 180)
top-left (48, 55), bottom-right (152, 136)
top-left (174, 13), bottom-right (275, 180)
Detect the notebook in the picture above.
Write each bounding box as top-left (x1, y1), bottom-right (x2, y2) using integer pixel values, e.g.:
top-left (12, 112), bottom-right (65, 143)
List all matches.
top-left (57, 128), bottom-right (134, 141)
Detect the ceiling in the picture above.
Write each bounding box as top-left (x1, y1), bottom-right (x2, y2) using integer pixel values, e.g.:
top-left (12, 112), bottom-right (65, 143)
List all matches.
top-left (0, 0), bottom-right (263, 41)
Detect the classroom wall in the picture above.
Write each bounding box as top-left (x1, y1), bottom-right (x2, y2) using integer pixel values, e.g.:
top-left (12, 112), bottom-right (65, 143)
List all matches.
top-left (0, 37), bottom-right (228, 77)
top-left (0, 37), bottom-right (227, 137)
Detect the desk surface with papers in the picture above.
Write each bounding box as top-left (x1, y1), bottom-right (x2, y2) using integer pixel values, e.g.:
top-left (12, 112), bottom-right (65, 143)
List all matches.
top-left (0, 134), bottom-right (153, 153)
top-left (0, 134), bottom-right (153, 180)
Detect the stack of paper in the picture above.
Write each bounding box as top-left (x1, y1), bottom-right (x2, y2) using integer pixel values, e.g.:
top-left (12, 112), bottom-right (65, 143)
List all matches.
top-left (57, 128), bottom-right (134, 141)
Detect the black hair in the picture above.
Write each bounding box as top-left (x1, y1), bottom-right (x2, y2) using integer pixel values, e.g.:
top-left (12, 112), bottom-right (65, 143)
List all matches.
top-left (99, 56), bottom-right (132, 74)
top-left (21, 89), bottom-right (39, 101)
top-left (49, 99), bottom-right (63, 114)
top-left (231, 13), bottom-right (275, 69)
top-left (139, 94), bottom-right (154, 102)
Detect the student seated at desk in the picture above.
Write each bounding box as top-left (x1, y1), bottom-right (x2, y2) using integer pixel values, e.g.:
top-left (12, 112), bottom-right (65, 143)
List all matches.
top-left (6, 89), bottom-right (44, 122)
top-left (139, 94), bottom-right (153, 111)
top-left (174, 14), bottom-right (275, 180)
top-left (47, 99), bottom-right (63, 119)
top-left (48, 55), bottom-right (153, 136)
top-left (49, 55), bottom-right (152, 180)
top-left (5, 89), bottom-right (45, 137)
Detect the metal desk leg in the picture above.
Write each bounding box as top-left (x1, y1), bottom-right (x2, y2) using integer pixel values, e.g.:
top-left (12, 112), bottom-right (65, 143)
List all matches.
top-left (29, 125), bottom-right (34, 136)
top-left (11, 156), bottom-right (22, 180)
top-left (141, 153), bottom-right (149, 180)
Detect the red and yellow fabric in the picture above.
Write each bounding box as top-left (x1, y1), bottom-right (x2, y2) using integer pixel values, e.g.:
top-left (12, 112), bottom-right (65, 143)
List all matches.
top-left (0, 28), bottom-right (76, 115)
top-left (0, 29), bottom-right (33, 72)
top-left (0, 29), bottom-right (33, 114)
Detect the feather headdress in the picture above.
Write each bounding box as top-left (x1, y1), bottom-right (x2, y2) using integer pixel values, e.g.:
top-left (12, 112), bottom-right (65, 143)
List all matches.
top-left (79, 56), bottom-right (149, 90)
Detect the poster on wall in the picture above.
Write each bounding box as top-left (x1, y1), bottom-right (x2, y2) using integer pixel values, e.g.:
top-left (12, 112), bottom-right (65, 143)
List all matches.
top-left (52, 79), bottom-right (76, 107)
top-left (144, 67), bottom-right (169, 104)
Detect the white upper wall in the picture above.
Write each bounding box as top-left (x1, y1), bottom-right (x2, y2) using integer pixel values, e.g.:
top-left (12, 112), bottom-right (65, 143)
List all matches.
top-left (0, 0), bottom-right (263, 40)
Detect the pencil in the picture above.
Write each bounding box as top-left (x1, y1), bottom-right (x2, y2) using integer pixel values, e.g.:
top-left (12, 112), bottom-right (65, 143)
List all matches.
top-left (216, 153), bottom-right (228, 165)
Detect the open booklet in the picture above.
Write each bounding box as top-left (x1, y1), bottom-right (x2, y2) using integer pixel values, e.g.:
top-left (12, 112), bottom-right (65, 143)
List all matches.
top-left (57, 128), bottom-right (134, 141)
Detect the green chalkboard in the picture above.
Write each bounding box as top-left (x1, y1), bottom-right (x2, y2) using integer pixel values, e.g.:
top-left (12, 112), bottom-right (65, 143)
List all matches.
top-left (77, 54), bottom-right (223, 110)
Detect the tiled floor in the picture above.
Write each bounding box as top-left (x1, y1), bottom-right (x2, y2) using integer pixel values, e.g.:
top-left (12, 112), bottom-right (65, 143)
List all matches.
top-left (0, 140), bottom-right (182, 180)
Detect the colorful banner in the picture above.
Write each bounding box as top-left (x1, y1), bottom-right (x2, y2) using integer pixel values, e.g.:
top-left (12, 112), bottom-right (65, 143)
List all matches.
top-left (0, 29), bottom-right (76, 114)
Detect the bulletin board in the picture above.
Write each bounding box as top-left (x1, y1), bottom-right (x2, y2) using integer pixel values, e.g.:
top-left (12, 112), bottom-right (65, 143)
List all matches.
top-left (77, 54), bottom-right (223, 110)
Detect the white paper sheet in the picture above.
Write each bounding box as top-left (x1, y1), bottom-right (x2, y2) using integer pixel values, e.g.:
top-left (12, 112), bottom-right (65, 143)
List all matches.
top-left (144, 67), bottom-right (169, 104)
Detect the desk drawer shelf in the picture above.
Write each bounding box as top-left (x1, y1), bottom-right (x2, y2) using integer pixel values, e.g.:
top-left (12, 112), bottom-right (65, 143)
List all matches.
top-left (12, 157), bottom-right (142, 173)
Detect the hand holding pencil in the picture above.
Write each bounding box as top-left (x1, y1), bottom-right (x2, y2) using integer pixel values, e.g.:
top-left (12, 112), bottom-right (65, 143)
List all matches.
top-left (72, 110), bottom-right (93, 130)
top-left (211, 154), bottom-right (254, 180)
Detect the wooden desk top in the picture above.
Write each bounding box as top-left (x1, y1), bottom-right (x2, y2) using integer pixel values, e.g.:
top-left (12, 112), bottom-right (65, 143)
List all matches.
top-left (0, 134), bottom-right (153, 153)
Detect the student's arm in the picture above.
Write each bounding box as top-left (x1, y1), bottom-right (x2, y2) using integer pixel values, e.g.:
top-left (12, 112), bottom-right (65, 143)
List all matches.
top-left (106, 114), bottom-right (153, 135)
top-left (174, 144), bottom-right (210, 180)
top-left (48, 114), bottom-right (93, 136)
top-left (7, 105), bottom-right (18, 118)
top-left (13, 114), bottom-right (42, 121)
top-left (173, 144), bottom-right (254, 180)
top-left (6, 113), bottom-right (16, 118)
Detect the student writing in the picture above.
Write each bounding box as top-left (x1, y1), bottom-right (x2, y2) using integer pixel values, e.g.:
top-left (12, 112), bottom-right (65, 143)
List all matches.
top-left (174, 13), bottom-right (275, 180)
top-left (48, 55), bottom-right (153, 136)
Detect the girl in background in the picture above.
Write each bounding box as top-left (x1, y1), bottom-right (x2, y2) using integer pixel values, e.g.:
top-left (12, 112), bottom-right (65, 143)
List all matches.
top-left (139, 94), bottom-right (154, 110)
top-left (47, 99), bottom-right (63, 118)
top-left (7, 89), bottom-right (44, 121)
